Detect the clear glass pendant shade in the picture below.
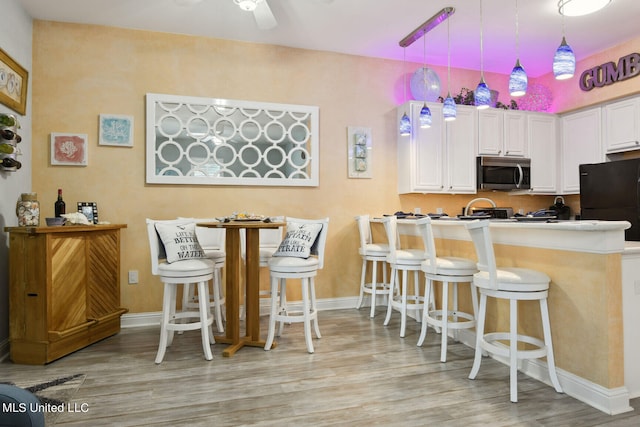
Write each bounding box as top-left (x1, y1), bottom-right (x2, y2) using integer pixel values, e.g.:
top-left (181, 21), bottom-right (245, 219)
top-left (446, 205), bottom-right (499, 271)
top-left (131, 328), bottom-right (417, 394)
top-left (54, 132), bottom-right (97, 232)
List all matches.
top-left (399, 112), bottom-right (411, 136)
top-left (443, 94), bottom-right (457, 121)
top-left (553, 36), bottom-right (575, 80)
top-left (419, 104), bottom-right (432, 128)
top-left (474, 80), bottom-right (491, 109)
top-left (509, 59), bottom-right (528, 96)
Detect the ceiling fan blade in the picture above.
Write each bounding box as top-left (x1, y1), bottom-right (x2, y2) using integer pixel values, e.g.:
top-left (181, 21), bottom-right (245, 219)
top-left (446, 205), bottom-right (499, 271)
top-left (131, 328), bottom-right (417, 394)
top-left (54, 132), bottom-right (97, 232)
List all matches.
top-left (254, 0), bottom-right (277, 30)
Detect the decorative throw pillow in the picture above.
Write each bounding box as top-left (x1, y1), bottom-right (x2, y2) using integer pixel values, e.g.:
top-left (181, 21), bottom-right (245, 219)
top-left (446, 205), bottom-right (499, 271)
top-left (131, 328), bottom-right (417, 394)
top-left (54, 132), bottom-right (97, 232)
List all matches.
top-left (155, 222), bottom-right (207, 263)
top-left (273, 222), bottom-right (323, 259)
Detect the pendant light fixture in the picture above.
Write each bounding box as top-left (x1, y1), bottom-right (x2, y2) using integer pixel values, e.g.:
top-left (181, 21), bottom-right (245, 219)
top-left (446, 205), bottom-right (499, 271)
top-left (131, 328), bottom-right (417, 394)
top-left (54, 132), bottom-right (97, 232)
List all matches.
top-left (509, 0), bottom-right (527, 96)
top-left (553, 2), bottom-right (576, 80)
top-left (474, 0), bottom-right (491, 109)
top-left (399, 48), bottom-right (412, 136)
top-left (419, 35), bottom-right (432, 128)
top-left (443, 15), bottom-right (456, 121)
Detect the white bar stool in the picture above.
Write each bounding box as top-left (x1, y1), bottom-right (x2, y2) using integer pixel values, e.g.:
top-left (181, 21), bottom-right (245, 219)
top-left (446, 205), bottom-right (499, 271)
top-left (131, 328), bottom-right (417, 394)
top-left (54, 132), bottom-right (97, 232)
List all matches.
top-left (355, 215), bottom-right (390, 318)
top-left (465, 219), bottom-right (563, 402)
top-left (146, 219), bottom-right (215, 364)
top-left (416, 216), bottom-right (478, 362)
top-left (382, 216), bottom-right (426, 338)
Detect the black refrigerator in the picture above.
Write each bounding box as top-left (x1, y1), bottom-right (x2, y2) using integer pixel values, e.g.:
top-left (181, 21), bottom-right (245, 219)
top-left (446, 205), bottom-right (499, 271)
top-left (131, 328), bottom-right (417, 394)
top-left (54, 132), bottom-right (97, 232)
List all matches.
top-left (579, 158), bottom-right (640, 241)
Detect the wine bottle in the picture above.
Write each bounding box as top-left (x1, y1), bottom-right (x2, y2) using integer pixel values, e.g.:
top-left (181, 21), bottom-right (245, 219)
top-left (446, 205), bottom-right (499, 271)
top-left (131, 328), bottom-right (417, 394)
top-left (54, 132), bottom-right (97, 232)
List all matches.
top-left (0, 113), bottom-right (16, 127)
top-left (55, 189), bottom-right (66, 217)
top-left (1, 157), bottom-right (21, 169)
top-left (0, 143), bottom-right (15, 154)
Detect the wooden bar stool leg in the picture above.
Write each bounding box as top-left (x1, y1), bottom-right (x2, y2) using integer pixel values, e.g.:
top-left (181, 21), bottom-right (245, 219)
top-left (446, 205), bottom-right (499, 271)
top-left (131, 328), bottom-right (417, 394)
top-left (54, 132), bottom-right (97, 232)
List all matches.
top-left (541, 298), bottom-right (563, 393)
top-left (197, 281), bottom-right (214, 361)
top-left (370, 260), bottom-right (378, 318)
top-left (469, 293), bottom-right (487, 379)
top-left (383, 268), bottom-right (397, 326)
top-left (302, 278), bottom-right (314, 353)
top-left (356, 259), bottom-right (367, 309)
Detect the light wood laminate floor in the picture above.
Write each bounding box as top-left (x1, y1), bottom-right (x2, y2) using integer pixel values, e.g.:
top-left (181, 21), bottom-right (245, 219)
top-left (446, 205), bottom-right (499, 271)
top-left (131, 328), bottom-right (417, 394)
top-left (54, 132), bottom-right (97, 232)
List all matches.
top-left (1, 308), bottom-right (638, 426)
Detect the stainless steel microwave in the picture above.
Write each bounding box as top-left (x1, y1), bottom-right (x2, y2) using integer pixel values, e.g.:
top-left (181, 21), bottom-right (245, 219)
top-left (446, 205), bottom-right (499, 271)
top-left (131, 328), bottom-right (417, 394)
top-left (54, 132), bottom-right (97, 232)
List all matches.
top-left (476, 156), bottom-right (531, 190)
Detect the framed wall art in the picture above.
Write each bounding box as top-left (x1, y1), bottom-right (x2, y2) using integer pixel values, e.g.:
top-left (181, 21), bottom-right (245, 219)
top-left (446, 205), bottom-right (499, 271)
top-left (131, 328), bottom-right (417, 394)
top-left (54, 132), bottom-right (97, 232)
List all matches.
top-left (51, 133), bottom-right (88, 166)
top-left (347, 126), bottom-right (372, 179)
top-left (77, 202), bottom-right (98, 224)
top-left (99, 114), bottom-right (134, 147)
top-left (0, 48), bottom-right (28, 115)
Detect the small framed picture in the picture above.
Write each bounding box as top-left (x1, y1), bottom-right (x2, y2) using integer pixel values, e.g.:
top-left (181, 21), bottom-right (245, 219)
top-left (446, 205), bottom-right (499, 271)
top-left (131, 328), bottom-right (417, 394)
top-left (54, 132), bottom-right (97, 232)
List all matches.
top-left (347, 126), bottom-right (372, 179)
top-left (99, 114), bottom-right (134, 147)
top-left (51, 133), bottom-right (88, 166)
top-left (77, 202), bottom-right (98, 224)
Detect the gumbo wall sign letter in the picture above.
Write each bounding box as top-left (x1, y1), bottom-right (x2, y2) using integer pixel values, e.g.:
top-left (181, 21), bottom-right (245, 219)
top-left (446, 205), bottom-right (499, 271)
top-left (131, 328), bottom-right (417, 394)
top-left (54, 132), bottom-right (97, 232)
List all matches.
top-left (580, 52), bottom-right (640, 91)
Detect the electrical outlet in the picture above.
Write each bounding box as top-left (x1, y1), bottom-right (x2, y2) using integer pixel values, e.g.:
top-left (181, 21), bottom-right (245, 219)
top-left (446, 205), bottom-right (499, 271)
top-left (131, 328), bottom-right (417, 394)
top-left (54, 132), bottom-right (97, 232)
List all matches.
top-left (414, 207), bottom-right (421, 214)
top-left (128, 270), bottom-right (139, 284)
top-left (436, 207), bottom-right (443, 214)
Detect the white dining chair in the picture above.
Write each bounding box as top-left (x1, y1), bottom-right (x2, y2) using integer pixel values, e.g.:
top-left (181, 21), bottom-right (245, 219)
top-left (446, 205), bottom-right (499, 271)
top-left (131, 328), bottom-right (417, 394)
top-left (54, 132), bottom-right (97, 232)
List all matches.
top-left (465, 219), bottom-right (563, 402)
top-left (264, 217), bottom-right (329, 353)
top-left (146, 218), bottom-right (215, 363)
top-left (416, 216), bottom-right (478, 362)
top-left (355, 215), bottom-right (391, 318)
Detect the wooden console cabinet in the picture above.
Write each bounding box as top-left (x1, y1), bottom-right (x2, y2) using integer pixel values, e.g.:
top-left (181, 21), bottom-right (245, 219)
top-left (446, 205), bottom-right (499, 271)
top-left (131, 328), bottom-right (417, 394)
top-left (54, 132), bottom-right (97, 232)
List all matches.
top-left (5, 224), bottom-right (128, 364)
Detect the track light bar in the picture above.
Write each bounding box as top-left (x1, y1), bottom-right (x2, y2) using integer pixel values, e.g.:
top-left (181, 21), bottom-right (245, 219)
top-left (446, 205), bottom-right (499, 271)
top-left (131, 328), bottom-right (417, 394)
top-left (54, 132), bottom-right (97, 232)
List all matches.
top-left (399, 7), bottom-right (455, 48)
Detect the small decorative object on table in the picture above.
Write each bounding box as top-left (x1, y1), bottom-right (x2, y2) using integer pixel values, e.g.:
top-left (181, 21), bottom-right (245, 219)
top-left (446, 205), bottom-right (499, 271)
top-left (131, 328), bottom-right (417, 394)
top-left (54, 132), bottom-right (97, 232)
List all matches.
top-left (77, 202), bottom-right (98, 224)
top-left (16, 193), bottom-right (39, 226)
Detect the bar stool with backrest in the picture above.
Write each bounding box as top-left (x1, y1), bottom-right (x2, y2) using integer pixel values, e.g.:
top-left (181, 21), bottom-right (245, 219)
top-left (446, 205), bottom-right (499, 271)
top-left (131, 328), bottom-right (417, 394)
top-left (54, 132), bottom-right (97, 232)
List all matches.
top-left (146, 218), bottom-right (215, 363)
top-left (464, 219), bottom-right (563, 402)
top-left (178, 217), bottom-right (226, 333)
top-left (416, 216), bottom-right (479, 362)
top-left (355, 215), bottom-right (391, 318)
top-left (264, 217), bottom-right (330, 353)
top-left (382, 216), bottom-right (426, 338)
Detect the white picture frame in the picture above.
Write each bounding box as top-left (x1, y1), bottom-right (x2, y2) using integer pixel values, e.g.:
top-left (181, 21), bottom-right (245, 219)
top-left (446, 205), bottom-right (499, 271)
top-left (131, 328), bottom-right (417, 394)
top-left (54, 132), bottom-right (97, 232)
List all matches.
top-left (347, 126), bottom-right (372, 179)
top-left (99, 114), bottom-right (134, 147)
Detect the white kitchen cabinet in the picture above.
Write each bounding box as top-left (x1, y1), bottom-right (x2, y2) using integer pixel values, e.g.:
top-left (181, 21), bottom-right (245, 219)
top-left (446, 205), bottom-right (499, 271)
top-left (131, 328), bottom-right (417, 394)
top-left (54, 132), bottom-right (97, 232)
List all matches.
top-left (560, 107), bottom-right (604, 194)
top-left (527, 113), bottom-right (558, 194)
top-left (397, 102), bottom-right (476, 194)
top-left (445, 105), bottom-right (477, 193)
top-left (478, 109), bottom-right (527, 157)
top-left (398, 102), bottom-right (444, 193)
top-left (603, 96), bottom-right (640, 153)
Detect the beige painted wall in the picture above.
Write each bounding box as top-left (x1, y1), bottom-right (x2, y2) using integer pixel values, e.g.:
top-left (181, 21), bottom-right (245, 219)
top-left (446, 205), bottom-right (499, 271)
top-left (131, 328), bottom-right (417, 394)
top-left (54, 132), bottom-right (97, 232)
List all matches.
top-left (30, 21), bottom-right (634, 315)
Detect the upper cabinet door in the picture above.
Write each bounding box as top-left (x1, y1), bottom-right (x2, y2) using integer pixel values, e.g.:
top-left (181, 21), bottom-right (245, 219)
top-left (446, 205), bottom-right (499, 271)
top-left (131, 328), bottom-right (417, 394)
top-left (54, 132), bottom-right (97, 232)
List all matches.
top-left (446, 105), bottom-right (477, 193)
top-left (503, 111), bottom-right (528, 157)
top-left (560, 107), bottom-right (604, 194)
top-left (478, 109), bottom-right (503, 156)
top-left (603, 97), bottom-right (640, 153)
top-left (478, 109), bottom-right (527, 157)
top-left (527, 113), bottom-right (558, 194)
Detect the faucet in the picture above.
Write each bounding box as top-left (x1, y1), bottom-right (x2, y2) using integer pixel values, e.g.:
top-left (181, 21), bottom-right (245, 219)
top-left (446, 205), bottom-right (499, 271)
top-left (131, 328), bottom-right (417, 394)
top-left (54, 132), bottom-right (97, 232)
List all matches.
top-left (464, 197), bottom-right (497, 216)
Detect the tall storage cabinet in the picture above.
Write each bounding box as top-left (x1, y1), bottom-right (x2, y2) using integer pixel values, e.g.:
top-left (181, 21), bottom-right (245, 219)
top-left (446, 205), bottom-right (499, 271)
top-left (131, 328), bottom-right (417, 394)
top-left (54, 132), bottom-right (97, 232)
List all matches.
top-left (6, 224), bottom-right (128, 364)
top-left (560, 107), bottom-right (603, 194)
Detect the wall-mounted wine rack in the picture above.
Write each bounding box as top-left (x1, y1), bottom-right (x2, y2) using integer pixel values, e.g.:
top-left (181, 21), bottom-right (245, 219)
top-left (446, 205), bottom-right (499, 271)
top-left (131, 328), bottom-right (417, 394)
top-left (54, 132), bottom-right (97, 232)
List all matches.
top-left (0, 113), bottom-right (22, 172)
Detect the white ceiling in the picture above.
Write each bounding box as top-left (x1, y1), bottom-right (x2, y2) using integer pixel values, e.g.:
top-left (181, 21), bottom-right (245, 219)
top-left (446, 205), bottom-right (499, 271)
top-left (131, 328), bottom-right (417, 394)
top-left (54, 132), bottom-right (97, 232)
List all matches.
top-left (18, 0), bottom-right (639, 78)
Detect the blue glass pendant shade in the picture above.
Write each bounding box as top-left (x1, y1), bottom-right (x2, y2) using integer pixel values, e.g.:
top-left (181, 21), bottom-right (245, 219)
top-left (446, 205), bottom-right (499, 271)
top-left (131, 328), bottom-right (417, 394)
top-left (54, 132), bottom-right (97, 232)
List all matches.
top-left (419, 103), bottom-right (432, 128)
top-left (399, 112), bottom-right (411, 136)
top-left (474, 79), bottom-right (491, 109)
top-left (509, 59), bottom-right (528, 97)
top-left (443, 94), bottom-right (457, 121)
top-left (553, 36), bottom-right (575, 80)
